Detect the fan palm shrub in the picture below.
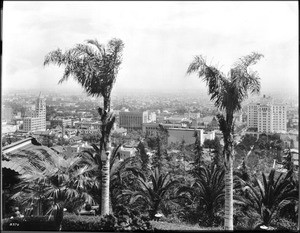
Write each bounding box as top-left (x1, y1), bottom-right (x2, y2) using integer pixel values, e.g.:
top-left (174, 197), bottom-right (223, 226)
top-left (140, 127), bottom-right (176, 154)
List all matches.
top-left (177, 163), bottom-right (225, 226)
top-left (9, 147), bottom-right (98, 230)
top-left (123, 168), bottom-right (179, 219)
top-left (235, 169), bottom-right (298, 228)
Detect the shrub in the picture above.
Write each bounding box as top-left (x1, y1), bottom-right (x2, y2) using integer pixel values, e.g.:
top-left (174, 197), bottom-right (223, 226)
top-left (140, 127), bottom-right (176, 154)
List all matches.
top-left (2, 216), bottom-right (57, 231)
top-left (198, 208), bottom-right (223, 228)
top-left (61, 214), bottom-right (116, 231)
top-left (234, 208), bottom-right (262, 230)
top-left (271, 217), bottom-right (297, 231)
top-left (61, 205), bottom-right (152, 231)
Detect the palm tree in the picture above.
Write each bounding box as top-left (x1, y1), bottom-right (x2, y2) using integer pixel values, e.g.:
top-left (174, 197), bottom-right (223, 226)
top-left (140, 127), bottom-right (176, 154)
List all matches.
top-left (235, 169), bottom-right (297, 228)
top-left (177, 164), bottom-right (225, 226)
top-left (9, 147), bottom-right (98, 230)
top-left (44, 38), bottom-right (124, 216)
top-left (81, 144), bottom-right (136, 213)
top-left (187, 52), bottom-right (263, 229)
top-left (123, 168), bottom-right (179, 219)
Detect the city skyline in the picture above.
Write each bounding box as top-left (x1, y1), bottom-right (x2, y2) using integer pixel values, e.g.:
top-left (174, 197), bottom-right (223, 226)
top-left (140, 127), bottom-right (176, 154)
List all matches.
top-left (2, 1), bottom-right (299, 96)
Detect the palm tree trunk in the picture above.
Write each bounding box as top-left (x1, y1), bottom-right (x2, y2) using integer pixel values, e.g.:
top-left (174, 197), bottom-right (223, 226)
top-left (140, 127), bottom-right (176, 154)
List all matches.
top-left (101, 153), bottom-right (110, 216)
top-left (54, 208), bottom-right (64, 231)
top-left (298, 149), bottom-right (300, 231)
top-left (224, 152), bottom-right (233, 230)
top-left (100, 95), bottom-right (111, 216)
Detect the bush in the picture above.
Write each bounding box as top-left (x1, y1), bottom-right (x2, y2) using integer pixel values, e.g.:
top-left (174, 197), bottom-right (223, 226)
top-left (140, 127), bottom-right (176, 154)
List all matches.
top-left (271, 217), bottom-right (297, 231)
top-left (61, 214), bottom-right (116, 231)
top-left (234, 208), bottom-right (263, 230)
top-left (2, 216), bottom-right (57, 231)
top-left (61, 205), bottom-right (153, 231)
top-left (198, 209), bottom-right (223, 228)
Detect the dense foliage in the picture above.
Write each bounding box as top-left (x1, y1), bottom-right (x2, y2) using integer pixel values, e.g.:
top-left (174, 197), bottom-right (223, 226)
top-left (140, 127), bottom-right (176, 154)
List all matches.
top-left (177, 164), bottom-right (225, 226)
top-left (235, 169), bottom-right (298, 228)
top-left (61, 206), bottom-right (152, 232)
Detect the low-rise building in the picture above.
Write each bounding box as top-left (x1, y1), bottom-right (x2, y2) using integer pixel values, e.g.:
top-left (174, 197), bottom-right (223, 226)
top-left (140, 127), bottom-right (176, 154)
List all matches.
top-left (168, 128), bottom-right (215, 146)
top-left (50, 118), bottom-right (72, 128)
top-left (75, 121), bottom-right (101, 130)
top-left (118, 145), bottom-right (137, 160)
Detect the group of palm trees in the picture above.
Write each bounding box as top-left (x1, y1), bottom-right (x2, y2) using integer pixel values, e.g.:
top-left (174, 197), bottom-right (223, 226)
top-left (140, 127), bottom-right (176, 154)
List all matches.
top-left (4, 37), bottom-right (299, 230)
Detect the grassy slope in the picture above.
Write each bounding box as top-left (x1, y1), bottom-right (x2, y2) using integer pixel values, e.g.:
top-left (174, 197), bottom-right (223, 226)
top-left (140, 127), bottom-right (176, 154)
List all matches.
top-left (150, 221), bottom-right (223, 231)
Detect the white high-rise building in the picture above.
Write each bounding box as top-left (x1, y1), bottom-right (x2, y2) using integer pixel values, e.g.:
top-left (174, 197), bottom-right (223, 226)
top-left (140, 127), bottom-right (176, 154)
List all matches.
top-left (23, 93), bottom-right (46, 132)
top-left (247, 96), bottom-right (287, 133)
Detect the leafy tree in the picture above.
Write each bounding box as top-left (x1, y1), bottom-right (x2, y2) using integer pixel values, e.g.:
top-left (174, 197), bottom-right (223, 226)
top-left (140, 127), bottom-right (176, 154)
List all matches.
top-left (46, 105), bottom-right (56, 120)
top-left (193, 131), bottom-right (204, 167)
top-left (44, 38), bottom-right (124, 216)
top-left (177, 163), bottom-right (225, 226)
top-left (282, 149), bottom-right (293, 172)
top-left (235, 169), bottom-right (297, 228)
top-left (39, 134), bottom-right (55, 147)
top-left (236, 134), bottom-right (257, 151)
top-left (82, 133), bottom-right (102, 144)
top-left (187, 52), bottom-right (263, 229)
top-left (150, 125), bottom-right (169, 171)
top-left (235, 159), bottom-right (251, 182)
top-left (136, 141), bottom-right (151, 178)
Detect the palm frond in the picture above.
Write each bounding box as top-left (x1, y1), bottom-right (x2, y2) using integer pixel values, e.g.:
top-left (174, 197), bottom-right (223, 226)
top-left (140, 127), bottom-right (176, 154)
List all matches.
top-left (44, 38), bottom-right (124, 98)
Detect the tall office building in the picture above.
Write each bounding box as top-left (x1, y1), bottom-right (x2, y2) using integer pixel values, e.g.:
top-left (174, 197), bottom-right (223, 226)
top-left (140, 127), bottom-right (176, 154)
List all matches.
top-left (23, 93), bottom-right (46, 132)
top-left (247, 96), bottom-right (287, 133)
top-left (119, 111), bottom-right (148, 130)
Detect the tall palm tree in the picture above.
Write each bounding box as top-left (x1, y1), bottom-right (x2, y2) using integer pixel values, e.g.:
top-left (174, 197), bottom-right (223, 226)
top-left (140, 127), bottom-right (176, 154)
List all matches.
top-left (9, 148), bottom-right (98, 230)
top-left (44, 38), bottom-right (124, 216)
top-left (123, 168), bottom-right (179, 219)
top-left (177, 164), bottom-right (225, 226)
top-left (235, 169), bottom-right (297, 228)
top-left (187, 52), bottom-right (263, 229)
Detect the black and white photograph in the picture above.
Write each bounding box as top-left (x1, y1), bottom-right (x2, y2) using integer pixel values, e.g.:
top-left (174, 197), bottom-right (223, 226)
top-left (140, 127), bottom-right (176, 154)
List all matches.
top-left (1, 1), bottom-right (299, 231)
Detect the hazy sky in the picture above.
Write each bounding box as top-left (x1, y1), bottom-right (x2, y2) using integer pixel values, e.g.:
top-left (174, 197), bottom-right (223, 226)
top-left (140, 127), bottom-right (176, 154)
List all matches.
top-left (2, 1), bottom-right (299, 96)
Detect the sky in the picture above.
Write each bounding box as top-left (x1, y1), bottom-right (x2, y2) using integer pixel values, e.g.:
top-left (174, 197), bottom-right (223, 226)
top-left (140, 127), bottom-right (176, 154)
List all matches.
top-left (2, 1), bottom-right (299, 96)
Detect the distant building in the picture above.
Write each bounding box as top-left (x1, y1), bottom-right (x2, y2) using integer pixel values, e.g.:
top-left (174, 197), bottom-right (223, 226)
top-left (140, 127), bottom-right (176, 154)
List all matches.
top-left (184, 112), bottom-right (201, 120)
top-left (148, 112), bottom-right (157, 123)
top-left (1, 123), bottom-right (19, 135)
top-left (2, 106), bottom-right (13, 123)
top-left (75, 121), bottom-right (101, 130)
top-left (112, 127), bottom-right (127, 136)
top-left (167, 128), bottom-right (215, 146)
top-left (233, 112), bottom-right (243, 124)
top-left (65, 141), bottom-right (92, 154)
top-left (23, 93), bottom-right (46, 132)
top-left (50, 118), bottom-right (72, 128)
top-left (119, 111), bottom-right (148, 130)
top-left (247, 95), bottom-right (287, 133)
top-left (201, 116), bottom-right (219, 129)
top-left (280, 132), bottom-right (299, 149)
top-left (142, 122), bottom-right (184, 137)
top-left (118, 145), bottom-right (137, 160)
